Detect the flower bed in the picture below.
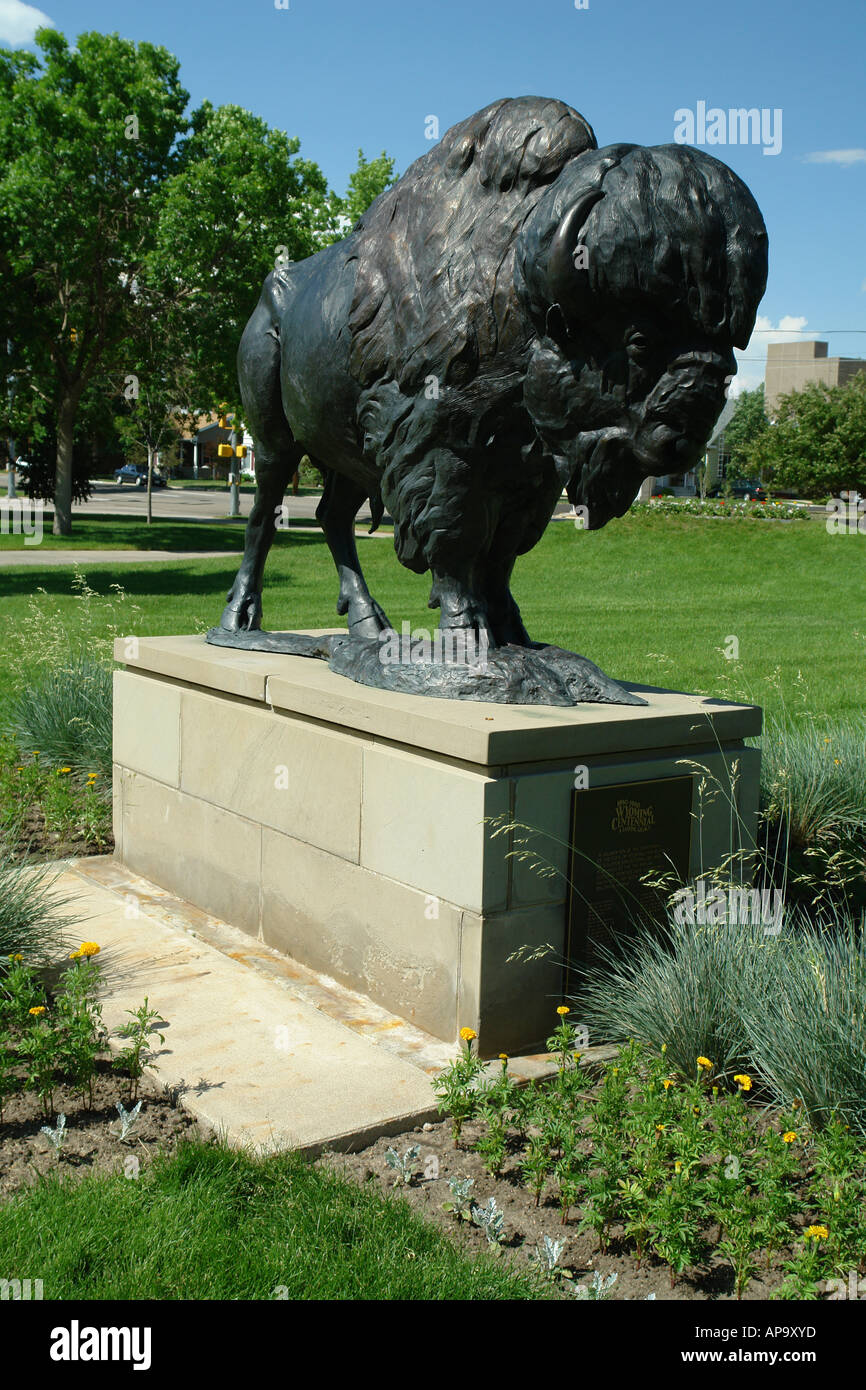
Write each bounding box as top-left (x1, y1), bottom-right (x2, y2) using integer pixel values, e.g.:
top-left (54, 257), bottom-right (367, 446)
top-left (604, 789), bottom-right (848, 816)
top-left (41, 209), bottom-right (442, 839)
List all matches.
top-left (631, 498), bottom-right (811, 521)
top-left (330, 1022), bottom-right (866, 1301)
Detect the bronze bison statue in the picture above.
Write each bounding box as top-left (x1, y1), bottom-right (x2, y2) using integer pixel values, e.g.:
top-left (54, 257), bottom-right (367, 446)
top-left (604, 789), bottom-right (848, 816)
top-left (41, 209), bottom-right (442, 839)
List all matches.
top-left (209, 96), bottom-right (767, 705)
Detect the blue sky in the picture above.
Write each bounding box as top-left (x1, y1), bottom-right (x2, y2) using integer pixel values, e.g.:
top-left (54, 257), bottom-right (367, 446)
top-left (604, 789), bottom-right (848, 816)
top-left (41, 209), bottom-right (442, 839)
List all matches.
top-left (3, 0), bottom-right (865, 392)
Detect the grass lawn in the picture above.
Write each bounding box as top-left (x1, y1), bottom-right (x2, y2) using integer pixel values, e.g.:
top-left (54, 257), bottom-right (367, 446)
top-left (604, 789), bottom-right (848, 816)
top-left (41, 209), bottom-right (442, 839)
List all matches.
top-left (0, 1137), bottom-right (541, 1300)
top-left (0, 510), bottom-right (862, 718)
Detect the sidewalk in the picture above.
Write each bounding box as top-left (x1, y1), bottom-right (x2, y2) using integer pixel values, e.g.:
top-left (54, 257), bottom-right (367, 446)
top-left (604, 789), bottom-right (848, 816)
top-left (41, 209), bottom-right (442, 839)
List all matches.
top-left (0, 549), bottom-right (240, 568)
top-left (55, 856), bottom-right (444, 1155)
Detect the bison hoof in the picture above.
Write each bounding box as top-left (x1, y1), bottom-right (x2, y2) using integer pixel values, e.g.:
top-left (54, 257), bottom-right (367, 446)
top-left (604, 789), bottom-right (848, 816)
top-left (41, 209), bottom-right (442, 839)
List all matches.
top-left (346, 597), bottom-right (393, 638)
top-left (220, 589), bottom-right (262, 632)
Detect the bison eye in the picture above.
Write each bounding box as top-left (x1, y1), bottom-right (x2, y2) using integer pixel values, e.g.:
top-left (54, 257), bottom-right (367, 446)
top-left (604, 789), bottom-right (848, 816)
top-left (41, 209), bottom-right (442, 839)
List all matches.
top-left (626, 332), bottom-right (651, 356)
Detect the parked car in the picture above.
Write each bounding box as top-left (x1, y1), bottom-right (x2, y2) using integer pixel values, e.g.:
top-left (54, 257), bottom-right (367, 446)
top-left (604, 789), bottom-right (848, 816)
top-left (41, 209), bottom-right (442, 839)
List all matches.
top-left (113, 463), bottom-right (167, 488)
top-left (706, 480), bottom-right (766, 502)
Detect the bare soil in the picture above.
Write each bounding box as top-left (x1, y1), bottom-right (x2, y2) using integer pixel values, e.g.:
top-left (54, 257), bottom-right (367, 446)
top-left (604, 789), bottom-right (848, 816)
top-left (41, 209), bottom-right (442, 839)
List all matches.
top-left (7, 806), bottom-right (113, 863)
top-left (0, 1060), bottom-right (198, 1198)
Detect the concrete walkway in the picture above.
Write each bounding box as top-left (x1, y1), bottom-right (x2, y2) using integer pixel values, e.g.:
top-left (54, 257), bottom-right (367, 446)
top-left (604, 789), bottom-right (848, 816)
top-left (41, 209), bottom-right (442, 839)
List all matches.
top-left (49, 856), bottom-right (608, 1154)
top-left (56, 856), bottom-right (444, 1155)
top-left (0, 549), bottom-right (240, 568)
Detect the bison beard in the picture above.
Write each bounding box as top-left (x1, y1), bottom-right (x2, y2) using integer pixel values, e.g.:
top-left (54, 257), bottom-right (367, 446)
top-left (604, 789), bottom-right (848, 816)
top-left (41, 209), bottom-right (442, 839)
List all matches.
top-left (208, 96), bottom-right (768, 706)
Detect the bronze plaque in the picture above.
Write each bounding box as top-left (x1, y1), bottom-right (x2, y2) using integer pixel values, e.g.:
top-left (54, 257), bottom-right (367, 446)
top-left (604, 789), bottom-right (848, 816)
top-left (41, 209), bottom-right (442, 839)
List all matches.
top-left (564, 775), bottom-right (693, 992)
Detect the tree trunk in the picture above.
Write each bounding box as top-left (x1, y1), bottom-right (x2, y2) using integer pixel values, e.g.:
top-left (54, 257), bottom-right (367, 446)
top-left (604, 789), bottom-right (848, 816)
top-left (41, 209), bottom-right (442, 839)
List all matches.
top-left (53, 393), bottom-right (78, 536)
top-left (147, 445), bottom-right (153, 526)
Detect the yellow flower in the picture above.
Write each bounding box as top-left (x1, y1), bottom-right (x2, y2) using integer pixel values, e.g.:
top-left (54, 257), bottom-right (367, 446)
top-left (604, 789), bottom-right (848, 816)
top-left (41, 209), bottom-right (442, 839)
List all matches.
top-left (498, 1053), bottom-right (508, 1062)
top-left (29, 1005), bottom-right (46, 1016)
top-left (734, 1073), bottom-right (753, 1092)
top-left (834, 758), bottom-right (841, 766)
top-left (783, 1131), bottom-right (797, 1143)
top-left (697, 1056), bottom-right (712, 1070)
top-left (656, 1123), bottom-right (665, 1133)
top-left (806, 1225), bottom-right (828, 1240)
top-left (59, 766), bottom-right (71, 775)
top-left (692, 1105), bottom-right (701, 1116)
top-left (77, 942), bottom-right (100, 957)
top-left (9, 953), bottom-right (23, 962)
top-left (661, 1043), bottom-right (667, 1053)
top-left (459, 1027), bottom-right (477, 1042)
top-left (674, 1160), bottom-right (683, 1173)
top-left (556, 1005), bottom-right (569, 1016)
top-left (662, 1079), bottom-right (674, 1090)
top-left (69, 950), bottom-right (81, 960)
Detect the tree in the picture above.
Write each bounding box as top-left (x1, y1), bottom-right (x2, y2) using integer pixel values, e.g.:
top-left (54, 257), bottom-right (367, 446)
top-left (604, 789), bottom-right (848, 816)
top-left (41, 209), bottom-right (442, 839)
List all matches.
top-left (0, 30), bottom-right (189, 533)
top-left (723, 385), bottom-right (768, 478)
top-left (341, 149), bottom-right (398, 227)
top-left (146, 101), bottom-right (343, 416)
top-left (112, 305), bottom-right (197, 525)
top-left (745, 373), bottom-right (866, 498)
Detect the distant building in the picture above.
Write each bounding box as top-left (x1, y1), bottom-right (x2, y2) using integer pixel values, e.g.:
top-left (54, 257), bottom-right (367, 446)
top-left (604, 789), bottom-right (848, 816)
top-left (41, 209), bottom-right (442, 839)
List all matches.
top-left (765, 340), bottom-right (865, 415)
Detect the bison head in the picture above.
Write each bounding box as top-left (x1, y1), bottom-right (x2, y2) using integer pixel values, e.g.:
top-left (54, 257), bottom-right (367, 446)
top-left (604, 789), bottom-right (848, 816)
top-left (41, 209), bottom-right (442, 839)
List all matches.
top-left (517, 142), bottom-right (768, 528)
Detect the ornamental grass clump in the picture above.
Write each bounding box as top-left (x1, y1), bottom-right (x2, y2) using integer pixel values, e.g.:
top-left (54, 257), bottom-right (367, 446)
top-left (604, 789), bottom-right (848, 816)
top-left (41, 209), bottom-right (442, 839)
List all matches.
top-left (6, 652), bottom-right (113, 784)
top-left (758, 713), bottom-right (866, 913)
top-left (0, 852), bottom-right (76, 961)
top-left (576, 913), bottom-right (787, 1084)
top-left (740, 913), bottom-right (866, 1135)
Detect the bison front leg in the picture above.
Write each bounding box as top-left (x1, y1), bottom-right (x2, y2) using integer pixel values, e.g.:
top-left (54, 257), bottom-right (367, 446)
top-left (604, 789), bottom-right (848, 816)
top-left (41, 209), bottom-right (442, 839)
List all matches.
top-left (428, 567), bottom-right (495, 644)
top-left (482, 559), bottom-right (535, 648)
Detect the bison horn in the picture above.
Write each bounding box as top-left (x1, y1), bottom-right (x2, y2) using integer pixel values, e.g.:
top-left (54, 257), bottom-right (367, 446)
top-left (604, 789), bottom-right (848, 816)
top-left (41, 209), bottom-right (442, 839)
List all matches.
top-left (546, 187), bottom-right (605, 321)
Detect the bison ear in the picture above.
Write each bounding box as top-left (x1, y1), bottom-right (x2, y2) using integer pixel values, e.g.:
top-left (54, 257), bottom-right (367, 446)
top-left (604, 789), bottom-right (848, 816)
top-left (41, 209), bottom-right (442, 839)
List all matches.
top-left (546, 189), bottom-right (604, 323)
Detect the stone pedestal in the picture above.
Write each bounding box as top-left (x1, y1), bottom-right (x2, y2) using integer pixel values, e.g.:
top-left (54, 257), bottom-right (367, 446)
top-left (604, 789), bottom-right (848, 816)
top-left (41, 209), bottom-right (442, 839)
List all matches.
top-left (112, 635), bottom-right (761, 1057)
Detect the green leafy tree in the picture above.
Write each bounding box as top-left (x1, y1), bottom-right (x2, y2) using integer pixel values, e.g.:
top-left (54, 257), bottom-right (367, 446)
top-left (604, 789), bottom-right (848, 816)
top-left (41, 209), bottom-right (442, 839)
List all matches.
top-left (146, 101), bottom-right (343, 415)
top-left (112, 303), bottom-right (198, 524)
top-left (746, 373), bottom-right (866, 498)
top-left (0, 29), bottom-right (189, 533)
top-left (724, 385), bottom-right (768, 478)
top-left (341, 148), bottom-right (397, 227)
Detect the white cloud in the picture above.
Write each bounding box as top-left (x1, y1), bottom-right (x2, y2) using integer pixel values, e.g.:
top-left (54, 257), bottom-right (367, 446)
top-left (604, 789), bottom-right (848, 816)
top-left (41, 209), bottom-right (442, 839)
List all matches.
top-left (0, 0), bottom-right (53, 45)
top-left (803, 149), bottom-right (866, 165)
top-left (732, 315), bottom-right (811, 394)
